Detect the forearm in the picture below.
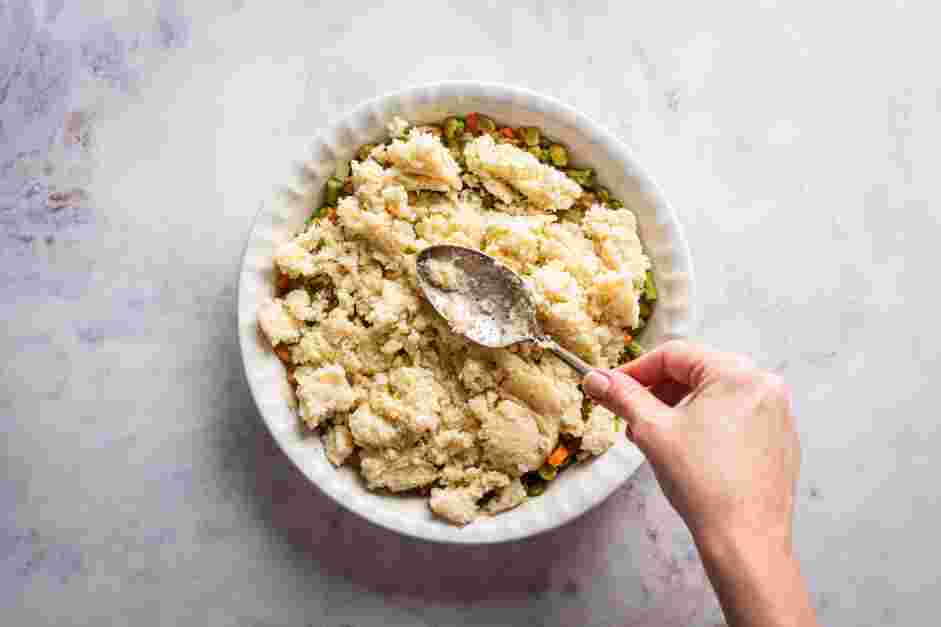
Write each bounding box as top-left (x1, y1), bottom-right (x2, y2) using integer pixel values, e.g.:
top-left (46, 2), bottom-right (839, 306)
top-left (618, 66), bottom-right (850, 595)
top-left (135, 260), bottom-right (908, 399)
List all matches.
top-left (694, 527), bottom-right (818, 627)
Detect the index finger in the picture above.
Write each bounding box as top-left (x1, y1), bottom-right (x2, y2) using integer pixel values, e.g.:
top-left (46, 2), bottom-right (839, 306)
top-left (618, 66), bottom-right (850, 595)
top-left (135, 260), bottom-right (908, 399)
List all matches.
top-left (618, 340), bottom-right (738, 388)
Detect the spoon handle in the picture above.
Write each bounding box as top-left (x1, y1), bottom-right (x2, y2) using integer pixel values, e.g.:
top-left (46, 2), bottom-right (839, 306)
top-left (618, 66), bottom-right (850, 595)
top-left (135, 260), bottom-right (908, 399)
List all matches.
top-left (535, 337), bottom-right (594, 378)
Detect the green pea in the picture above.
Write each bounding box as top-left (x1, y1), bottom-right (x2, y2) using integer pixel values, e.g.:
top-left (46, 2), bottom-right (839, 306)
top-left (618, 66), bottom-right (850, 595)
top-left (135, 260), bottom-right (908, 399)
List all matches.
top-left (477, 115), bottom-right (497, 133)
top-left (639, 301), bottom-right (652, 320)
top-left (443, 116), bottom-right (465, 140)
top-left (566, 168), bottom-right (594, 187)
top-left (305, 206), bottom-right (324, 225)
top-left (538, 464), bottom-right (557, 481)
top-left (548, 144), bottom-right (569, 167)
top-left (596, 187), bottom-right (610, 204)
top-left (643, 270), bottom-right (658, 302)
top-left (324, 177), bottom-right (343, 206)
top-left (627, 341), bottom-right (645, 359)
top-left (527, 146), bottom-right (545, 161)
top-left (526, 480), bottom-right (547, 497)
top-left (521, 127), bottom-right (541, 147)
top-left (357, 143), bottom-right (376, 161)
top-left (608, 198), bottom-right (624, 209)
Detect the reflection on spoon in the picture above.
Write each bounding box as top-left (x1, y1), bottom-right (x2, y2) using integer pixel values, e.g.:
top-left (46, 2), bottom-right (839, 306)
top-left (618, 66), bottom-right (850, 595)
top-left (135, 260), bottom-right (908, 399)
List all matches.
top-left (415, 245), bottom-right (594, 377)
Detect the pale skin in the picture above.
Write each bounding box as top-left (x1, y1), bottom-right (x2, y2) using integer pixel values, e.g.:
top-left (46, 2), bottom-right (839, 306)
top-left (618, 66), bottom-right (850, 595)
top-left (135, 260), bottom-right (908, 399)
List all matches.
top-left (582, 340), bottom-right (819, 627)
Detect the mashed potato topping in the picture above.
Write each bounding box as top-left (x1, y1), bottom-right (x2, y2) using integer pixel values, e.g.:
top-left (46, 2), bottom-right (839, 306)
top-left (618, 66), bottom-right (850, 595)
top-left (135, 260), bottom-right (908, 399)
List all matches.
top-left (258, 117), bottom-right (652, 525)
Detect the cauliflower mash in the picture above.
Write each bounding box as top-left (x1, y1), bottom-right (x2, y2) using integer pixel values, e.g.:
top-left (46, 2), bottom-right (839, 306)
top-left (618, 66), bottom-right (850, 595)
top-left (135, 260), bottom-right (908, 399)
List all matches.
top-left (258, 114), bottom-right (656, 525)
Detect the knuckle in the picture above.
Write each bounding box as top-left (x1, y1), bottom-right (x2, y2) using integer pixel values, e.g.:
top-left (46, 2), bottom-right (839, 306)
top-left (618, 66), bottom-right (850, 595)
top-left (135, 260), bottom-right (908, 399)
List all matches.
top-left (619, 380), bottom-right (649, 402)
top-left (627, 417), bottom-right (660, 449)
top-left (761, 372), bottom-right (791, 399)
top-left (763, 371), bottom-right (785, 391)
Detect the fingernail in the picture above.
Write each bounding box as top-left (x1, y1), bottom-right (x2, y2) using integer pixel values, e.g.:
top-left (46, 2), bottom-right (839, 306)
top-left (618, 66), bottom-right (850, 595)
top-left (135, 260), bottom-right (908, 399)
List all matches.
top-left (583, 370), bottom-right (611, 399)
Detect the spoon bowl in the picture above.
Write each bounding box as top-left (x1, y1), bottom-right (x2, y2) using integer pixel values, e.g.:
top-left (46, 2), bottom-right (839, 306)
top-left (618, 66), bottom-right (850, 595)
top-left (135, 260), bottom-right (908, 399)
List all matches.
top-left (415, 245), bottom-right (594, 376)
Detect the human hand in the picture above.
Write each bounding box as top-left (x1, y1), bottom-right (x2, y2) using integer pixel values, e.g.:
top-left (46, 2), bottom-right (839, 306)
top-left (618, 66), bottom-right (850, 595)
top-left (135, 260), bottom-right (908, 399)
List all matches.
top-left (583, 341), bottom-right (815, 626)
top-left (582, 340), bottom-right (799, 549)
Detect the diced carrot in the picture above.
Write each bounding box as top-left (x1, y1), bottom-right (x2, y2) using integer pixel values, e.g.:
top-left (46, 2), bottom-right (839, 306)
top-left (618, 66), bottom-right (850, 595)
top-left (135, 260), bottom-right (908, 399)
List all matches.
top-left (547, 445), bottom-right (570, 467)
top-left (274, 344), bottom-right (292, 363)
top-left (624, 333), bottom-right (633, 343)
top-left (466, 112), bottom-right (478, 133)
top-left (499, 127), bottom-right (515, 139)
top-left (276, 272), bottom-right (291, 291)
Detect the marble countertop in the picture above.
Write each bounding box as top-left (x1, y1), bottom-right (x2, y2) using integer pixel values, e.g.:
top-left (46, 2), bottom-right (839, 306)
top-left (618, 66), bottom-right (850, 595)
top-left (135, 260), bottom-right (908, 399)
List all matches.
top-left (2, 1), bottom-right (938, 625)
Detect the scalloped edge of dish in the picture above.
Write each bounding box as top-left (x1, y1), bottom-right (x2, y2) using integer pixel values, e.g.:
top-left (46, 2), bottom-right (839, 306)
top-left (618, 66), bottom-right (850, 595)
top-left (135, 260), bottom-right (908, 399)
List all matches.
top-left (237, 81), bottom-right (695, 544)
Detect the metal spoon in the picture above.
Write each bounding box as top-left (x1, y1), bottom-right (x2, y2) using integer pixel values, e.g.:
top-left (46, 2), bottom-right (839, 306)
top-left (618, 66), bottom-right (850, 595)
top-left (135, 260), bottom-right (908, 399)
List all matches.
top-left (415, 245), bottom-right (594, 377)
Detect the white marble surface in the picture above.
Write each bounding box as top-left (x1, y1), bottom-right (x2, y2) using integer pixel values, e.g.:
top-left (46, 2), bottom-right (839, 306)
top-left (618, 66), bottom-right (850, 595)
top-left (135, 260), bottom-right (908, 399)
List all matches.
top-left (2, 1), bottom-right (938, 625)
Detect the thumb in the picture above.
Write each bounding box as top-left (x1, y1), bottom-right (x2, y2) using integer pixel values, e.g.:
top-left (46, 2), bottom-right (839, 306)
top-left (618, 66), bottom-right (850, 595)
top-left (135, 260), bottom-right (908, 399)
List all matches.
top-left (582, 369), bottom-right (671, 448)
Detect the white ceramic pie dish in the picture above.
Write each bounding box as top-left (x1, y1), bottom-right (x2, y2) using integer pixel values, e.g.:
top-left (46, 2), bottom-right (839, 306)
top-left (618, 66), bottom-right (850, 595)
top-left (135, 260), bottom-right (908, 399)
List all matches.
top-left (237, 82), bottom-right (694, 544)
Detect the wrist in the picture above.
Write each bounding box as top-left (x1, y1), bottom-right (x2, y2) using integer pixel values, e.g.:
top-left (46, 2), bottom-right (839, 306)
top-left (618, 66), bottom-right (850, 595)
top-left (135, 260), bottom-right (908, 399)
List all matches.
top-left (692, 521), bottom-right (817, 627)
top-left (693, 520), bottom-right (794, 570)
